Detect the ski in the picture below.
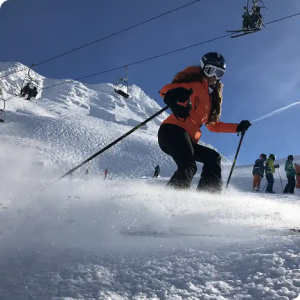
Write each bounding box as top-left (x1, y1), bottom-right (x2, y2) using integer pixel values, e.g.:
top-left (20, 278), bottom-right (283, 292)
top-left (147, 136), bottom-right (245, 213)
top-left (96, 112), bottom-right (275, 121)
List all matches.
top-left (226, 29), bottom-right (246, 33)
top-left (230, 31), bottom-right (255, 38)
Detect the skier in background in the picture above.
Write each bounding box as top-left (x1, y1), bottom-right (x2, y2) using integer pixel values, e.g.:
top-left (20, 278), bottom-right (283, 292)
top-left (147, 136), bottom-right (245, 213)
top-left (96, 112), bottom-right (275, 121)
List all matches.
top-left (20, 83), bottom-right (38, 100)
top-left (27, 86), bottom-right (38, 100)
top-left (283, 155), bottom-right (296, 194)
top-left (252, 153), bottom-right (266, 192)
top-left (158, 52), bottom-right (251, 193)
top-left (265, 154), bottom-right (280, 193)
top-left (153, 165), bottom-right (160, 178)
top-left (242, 4), bottom-right (263, 30)
top-left (104, 169), bottom-right (108, 179)
top-left (20, 82), bottom-right (30, 97)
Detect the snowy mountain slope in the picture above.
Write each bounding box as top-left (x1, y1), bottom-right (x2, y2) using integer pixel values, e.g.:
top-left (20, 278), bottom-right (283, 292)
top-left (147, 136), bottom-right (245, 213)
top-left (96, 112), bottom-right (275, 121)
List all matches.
top-left (0, 63), bottom-right (300, 300)
top-left (0, 62), bottom-right (231, 178)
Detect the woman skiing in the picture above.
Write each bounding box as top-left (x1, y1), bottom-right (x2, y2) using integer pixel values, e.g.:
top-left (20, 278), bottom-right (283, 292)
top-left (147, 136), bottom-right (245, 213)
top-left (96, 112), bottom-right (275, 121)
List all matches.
top-left (158, 52), bottom-right (251, 193)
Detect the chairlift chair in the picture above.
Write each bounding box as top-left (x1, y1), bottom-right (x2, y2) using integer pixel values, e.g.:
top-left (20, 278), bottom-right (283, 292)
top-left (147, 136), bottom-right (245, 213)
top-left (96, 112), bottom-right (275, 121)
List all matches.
top-left (19, 65), bottom-right (39, 98)
top-left (114, 66), bottom-right (129, 99)
top-left (226, 0), bottom-right (268, 38)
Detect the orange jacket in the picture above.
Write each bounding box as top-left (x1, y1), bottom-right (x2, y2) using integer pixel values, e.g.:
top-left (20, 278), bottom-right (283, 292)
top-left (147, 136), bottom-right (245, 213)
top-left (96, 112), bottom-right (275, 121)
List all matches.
top-left (159, 67), bottom-right (238, 143)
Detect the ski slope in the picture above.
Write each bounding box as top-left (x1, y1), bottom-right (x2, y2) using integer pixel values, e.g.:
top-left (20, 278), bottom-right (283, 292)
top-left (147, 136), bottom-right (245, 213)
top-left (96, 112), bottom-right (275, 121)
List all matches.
top-left (0, 63), bottom-right (299, 300)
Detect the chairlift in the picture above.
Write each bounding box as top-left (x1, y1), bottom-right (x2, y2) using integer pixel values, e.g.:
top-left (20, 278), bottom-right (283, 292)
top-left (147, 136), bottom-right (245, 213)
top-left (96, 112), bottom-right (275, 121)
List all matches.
top-left (226, 0), bottom-right (268, 38)
top-left (114, 66), bottom-right (129, 99)
top-left (19, 65), bottom-right (39, 99)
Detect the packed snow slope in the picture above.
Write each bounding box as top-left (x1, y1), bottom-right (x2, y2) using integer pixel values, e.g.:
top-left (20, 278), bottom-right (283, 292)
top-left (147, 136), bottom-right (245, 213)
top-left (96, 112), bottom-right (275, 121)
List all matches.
top-left (0, 63), bottom-right (299, 300)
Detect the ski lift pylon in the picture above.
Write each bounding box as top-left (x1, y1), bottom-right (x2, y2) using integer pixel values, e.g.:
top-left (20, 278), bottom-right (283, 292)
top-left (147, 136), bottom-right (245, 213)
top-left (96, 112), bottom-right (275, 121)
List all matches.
top-left (114, 66), bottom-right (129, 99)
top-left (226, 0), bottom-right (268, 38)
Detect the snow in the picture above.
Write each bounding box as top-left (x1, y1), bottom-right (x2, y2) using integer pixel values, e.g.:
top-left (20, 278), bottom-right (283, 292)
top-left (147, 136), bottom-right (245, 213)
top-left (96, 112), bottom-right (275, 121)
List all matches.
top-left (0, 62), bottom-right (299, 300)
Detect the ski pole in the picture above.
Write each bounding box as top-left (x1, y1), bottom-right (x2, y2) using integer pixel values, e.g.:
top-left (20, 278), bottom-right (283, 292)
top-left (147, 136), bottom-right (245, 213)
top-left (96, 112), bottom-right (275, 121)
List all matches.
top-left (262, 181), bottom-right (267, 192)
top-left (59, 106), bottom-right (169, 180)
top-left (278, 166), bottom-right (284, 193)
top-left (225, 131), bottom-right (246, 191)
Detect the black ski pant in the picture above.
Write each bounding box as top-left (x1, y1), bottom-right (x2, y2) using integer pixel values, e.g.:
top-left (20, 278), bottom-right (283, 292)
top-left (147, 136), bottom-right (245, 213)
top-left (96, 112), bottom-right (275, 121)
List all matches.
top-left (158, 124), bottom-right (222, 193)
top-left (153, 171), bottom-right (159, 178)
top-left (265, 173), bottom-right (274, 193)
top-left (284, 176), bottom-right (296, 194)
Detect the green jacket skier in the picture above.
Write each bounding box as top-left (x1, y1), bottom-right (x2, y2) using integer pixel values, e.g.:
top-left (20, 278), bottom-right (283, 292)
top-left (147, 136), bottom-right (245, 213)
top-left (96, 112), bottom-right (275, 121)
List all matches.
top-left (284, 155), bottom-right (296, 194)
top-left (265, 154), bottom-right (279, 193)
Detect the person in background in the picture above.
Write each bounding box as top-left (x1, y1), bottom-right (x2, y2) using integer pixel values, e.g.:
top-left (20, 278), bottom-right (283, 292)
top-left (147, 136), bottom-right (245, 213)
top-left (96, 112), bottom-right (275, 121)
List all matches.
top-left (153, 165), bottom-right (160, 178)
top-left (265, 154), bottom-right (279, 193)
top-left (252, 153), bottom-right (266, 192)
top-left (104, 169), bottom-right (108, 179)
top-left (284, 155), bottom-right (296, 194)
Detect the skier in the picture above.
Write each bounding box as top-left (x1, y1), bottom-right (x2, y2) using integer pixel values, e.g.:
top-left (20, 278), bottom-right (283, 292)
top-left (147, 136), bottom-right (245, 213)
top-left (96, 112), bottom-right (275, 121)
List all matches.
top-left (158, 52), bottom-right (251, 193)
top-left (153, 165), bottom-right (160, 178)
top-left (27, 86), bottom-right (38, 100)
top-left (265, 154), bottom-right (280, 193)
top-left (295, 163), bottom-right (300, 189)
top-left (242, 4), bottom-right (262, 30)
top-left (104, 169), bottom-right (108, 179)
top-left (283, 155), bottom-right (296, 194)
top-left (20, 82), bottom-right (30, 97)
top-left (20, 83), bottom-right (37, 100)
top-left (252, 153), bottom-right (266, 192)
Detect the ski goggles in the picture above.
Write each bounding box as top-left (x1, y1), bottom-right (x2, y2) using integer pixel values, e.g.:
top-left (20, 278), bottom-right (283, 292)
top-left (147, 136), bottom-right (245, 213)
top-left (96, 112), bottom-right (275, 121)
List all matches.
top-left (203, 65), bottom-right (225, 80)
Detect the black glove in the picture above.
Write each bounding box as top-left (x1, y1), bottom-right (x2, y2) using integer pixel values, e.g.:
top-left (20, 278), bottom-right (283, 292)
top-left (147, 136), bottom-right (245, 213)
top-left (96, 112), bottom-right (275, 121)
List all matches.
top-left (237, 120), bottom-right (251, 133)
top-left (163, 87), bottom-right (193, 105)
top-left (163, 88), bottom-right (193, 120)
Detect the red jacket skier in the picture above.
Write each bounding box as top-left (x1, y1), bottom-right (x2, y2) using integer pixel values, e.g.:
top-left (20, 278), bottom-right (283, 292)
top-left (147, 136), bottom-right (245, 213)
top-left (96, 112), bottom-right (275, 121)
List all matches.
top-left (104, 169), bottom-right (108, 179)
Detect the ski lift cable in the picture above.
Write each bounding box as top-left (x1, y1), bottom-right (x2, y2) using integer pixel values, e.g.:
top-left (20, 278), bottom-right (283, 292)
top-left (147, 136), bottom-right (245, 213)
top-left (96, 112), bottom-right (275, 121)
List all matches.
top-left (33, 0), bottom-right (203, 67)
top-left (265, 12), bottom-right (300, 25)
top-left (41, 10), bottom-right (300, 91)
top-left (0, 0), bottom-right (203, 80)
top-left (42, 33), bottom-right (233, 91)
top-left (1, 10), bottom-right (299, 86)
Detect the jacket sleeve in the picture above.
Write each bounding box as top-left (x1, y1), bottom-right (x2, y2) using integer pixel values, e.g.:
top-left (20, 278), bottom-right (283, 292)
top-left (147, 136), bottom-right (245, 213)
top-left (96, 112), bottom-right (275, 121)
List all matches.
top-left (268, 160), bottom-right (274, 172)
top-left (206, 121), bottom-right (238, 133)
top-left (260, 161), bottom-right (265, 176)
top-left (160, 83), bottom-right (192, 97)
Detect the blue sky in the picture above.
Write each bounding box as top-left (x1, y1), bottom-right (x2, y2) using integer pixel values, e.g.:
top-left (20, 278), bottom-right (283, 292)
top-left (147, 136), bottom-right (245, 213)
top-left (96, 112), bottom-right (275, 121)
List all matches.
top-left (0, 0), bottom-right (300, 164)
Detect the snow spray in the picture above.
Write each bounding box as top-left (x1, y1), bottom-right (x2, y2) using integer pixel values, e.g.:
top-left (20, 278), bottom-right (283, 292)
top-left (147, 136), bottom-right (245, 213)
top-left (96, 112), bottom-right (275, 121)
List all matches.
top-left (251, 102), bottom-right (300, 123)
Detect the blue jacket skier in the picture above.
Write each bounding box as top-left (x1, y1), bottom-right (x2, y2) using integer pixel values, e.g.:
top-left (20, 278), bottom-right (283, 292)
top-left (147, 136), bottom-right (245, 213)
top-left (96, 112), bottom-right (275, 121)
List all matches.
top-left (252, 153), bottom-right (266, 191)
top-left (153, 165), bottom-right (160, 178)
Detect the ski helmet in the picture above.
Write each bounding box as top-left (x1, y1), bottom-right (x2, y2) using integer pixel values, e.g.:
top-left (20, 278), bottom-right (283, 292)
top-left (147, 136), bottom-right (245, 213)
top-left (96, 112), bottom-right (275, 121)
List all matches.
top-left (269, 154), bottom-right (276, 160)
top-left (287, 155), bottom-right (294, 161)
top-left (260, 153), bottom-right (267, 160)
top-left (200, 52), bottom-right (226, 69)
